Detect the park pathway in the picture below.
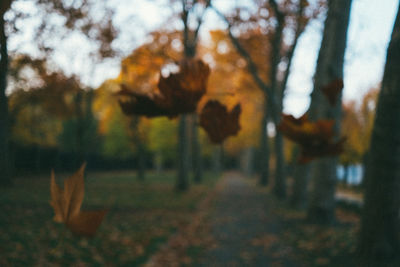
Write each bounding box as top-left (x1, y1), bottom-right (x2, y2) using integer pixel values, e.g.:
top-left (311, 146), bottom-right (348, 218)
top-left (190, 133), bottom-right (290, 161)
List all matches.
top-left (195, 172), bottom-right (297, 267)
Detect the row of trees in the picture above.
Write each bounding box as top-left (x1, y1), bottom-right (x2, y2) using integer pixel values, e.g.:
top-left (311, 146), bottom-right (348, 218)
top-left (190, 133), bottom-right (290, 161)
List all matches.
top-left (1, 0), bottom-right (400, 261)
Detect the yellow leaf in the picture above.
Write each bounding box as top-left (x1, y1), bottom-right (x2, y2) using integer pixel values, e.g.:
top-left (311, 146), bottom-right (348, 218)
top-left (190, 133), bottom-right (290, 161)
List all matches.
top-left (50, 170), bottom-right (64, 223)
top-left (62, 163), bottom-right (85, 222)
top-left (50, 164), bottom-right (107, 237)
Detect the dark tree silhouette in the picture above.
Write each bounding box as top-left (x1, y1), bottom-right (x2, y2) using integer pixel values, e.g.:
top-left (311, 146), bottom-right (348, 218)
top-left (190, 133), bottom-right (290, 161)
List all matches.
top-left (306, 0), bottom-right (352, 224)
top-left (358, 4), bottom-right (400, 259)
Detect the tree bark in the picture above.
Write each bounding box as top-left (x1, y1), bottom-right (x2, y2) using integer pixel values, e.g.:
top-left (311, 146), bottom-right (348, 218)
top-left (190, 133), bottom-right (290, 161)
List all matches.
top-left (273, 132), bottom-right (286, 198)
top-left (268, 0), bottom-right (287, 198)
top-left (192, 114), bottom-right (202, 183)
top-left (358, 5), bottom-right (400, 259)
top-left (131, 117), bottom-right (145, 181)
top-left (307, 0), bottom-right (352, 224)
top-left (241, 146), bottom-right (255, 177)
top-left (0, 14), bottom-right (11, 186)
top-left (212, 145), bottom-right (223, 174)
top-left (259, 100), bottom-right (270, 186)
top-left (290, 163), bottom-right (311, 209)
top-left (176, 114), bottom-right (189, 191)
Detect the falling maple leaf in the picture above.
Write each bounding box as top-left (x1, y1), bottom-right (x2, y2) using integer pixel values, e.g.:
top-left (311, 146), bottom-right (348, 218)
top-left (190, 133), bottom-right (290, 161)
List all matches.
top-left (321, 78), bottom-right (344, 106)
top-left (117, 58), bottom-right (210, 118)
top-left (299, 137), bottom-right (346, 163)
top-left (199, 100), bottom-right (241, 144)
top-left (117, 84), bottom-right (170, 117)
top-left (278, 113), bottom-right (345, 163)
top-left (50, 163), bottom-right (107, 237)
top-left (278, 114), bottom-right (334, 145)
top-left (157, 58), bottom-right (210, 114)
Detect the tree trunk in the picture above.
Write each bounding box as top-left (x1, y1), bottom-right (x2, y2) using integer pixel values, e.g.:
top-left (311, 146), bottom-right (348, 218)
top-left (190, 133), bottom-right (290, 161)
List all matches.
top-left (307, 0), bottom-right (352, 224)
top-left (75, 90), bottom-right (84, 169)
top-left (137, 141), bottom-right (146, 181)
top-left (241, 146), bottom-right (255, 177)
top-left (259, 100), bottom-right (270, 186)
top-left (176, 114), bottom-right (189, 191)
top-left (290, 163), bottom-right (311, 209)
top-left (268, 2), bottom-right (286, 197)
top-left (212, 145), bottom-right (223, 175)
top-left (358, 6), bottom-right (400, 259)
top-left (273, 132), bottom-right (286, 198)
top-left (192, 114), bottom-right (202, 183)
top-left (0, 15), bottom-right (11, 186)
top-left (131, 117), bottom-right (145, 181)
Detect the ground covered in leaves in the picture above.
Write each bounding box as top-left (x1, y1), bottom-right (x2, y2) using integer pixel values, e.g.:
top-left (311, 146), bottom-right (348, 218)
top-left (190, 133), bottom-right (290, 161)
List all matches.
top-left (0, 170), bottom-right (218, 266)
top-left (2, 170), bottom-right (394, 266)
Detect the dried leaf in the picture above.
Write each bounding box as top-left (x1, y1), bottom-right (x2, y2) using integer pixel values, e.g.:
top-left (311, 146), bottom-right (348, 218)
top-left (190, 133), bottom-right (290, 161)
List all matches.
top-left (67, 210), bottom-right (108, 237)
top-left (278, 113), bottom-right (345, 163)
top-left (157, 58), bottom-right (210, 114)
top-left (199, 100), bottom-right (241, 144)
top-left (117, 58), bottom-right (210, 118)
top-left (50, 164), bottom-right (107, 237)
top-left (278, 114), bottom-right (334, 145)
top-left (321, 78), bottom-right (344, 106)
top-left (50, 170), bottom-right (64, 223)
top-left (299, 137), bottom-right (346, 163)
top-left (117, 84), bottom-right (170, 117)
top-left (62, 163), bottom-right (85, 222)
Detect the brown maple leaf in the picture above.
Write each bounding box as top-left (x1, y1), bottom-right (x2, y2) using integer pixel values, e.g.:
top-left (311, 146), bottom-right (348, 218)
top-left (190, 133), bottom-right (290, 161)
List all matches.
top-left (278, 113), bottom-right (345, 163)
top-left (117, 58), bottom-right (210, 118)
top-left (299, 137), bottom-right (346, 163)
top-left (50, 164), bottom-right (107, 237)
top-left (157, 58), bottom-right (210, 114)
top-left (278, 114), bottom-right (335, 146)
top-left (321, 78), bottom-right (344, 106)
top-left (117, 84), bottom-right (171, 117)
top-left (199, 100), bottom-right (241, 144)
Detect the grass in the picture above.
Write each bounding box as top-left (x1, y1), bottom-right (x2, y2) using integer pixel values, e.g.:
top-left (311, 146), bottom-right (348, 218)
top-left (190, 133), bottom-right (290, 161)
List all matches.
top-left (0, 169), bottom-right (219, 266)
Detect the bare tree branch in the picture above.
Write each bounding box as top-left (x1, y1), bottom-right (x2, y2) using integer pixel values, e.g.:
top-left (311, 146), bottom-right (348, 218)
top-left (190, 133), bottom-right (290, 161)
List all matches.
top-left (280, 2), bottom-right (307, 100)
top-left (210, 4), bottom-right (280, 124)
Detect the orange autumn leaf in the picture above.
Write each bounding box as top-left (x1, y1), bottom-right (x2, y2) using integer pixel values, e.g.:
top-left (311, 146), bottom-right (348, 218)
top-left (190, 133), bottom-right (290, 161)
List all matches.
top-left (118, 58), bottom-right (210, 118)
top-left (50, 164), bottom-right (107, 237)
top-left (199, 100), bottom-right (241, 144)
top-left (278, 114), bottom-right (334, 144)
top-left (321, 78), bottom-right (344, 106)
top-left (278, 113), bottom-right (345, 163)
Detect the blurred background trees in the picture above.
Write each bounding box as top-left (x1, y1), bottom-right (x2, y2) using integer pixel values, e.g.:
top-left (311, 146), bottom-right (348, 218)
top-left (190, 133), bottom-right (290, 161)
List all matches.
top-left (1, 0), bottom-right (400, 263)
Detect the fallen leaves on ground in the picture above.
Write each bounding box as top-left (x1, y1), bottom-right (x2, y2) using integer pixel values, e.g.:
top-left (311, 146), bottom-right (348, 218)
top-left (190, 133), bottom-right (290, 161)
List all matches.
top-left (50, 164), bottom-right (107, 237)
top-left (199, 100), bottom-right (241, 144)
top-left (278, 113), bottom-right (345, 163)
top-left (251, 234), bottom-right (279, 251)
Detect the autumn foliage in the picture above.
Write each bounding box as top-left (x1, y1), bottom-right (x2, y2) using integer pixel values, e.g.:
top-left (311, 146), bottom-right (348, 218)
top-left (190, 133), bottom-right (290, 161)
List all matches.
top-left (278, 113), bottom-right (345, 163)
top-left (118, 58), bottom-right (210, 118)
top-left (50, 164), bottom-right (107, 237)
top-left (199, 100), bottom-right (241, 144)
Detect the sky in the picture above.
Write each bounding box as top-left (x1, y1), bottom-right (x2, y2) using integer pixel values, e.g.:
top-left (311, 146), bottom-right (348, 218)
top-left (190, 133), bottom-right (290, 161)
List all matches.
top-left (110, 0), bottom-right (399, 116)
top-left (283, 0), bottom-right (399, 116)
top-left (8, 0), bottom-right (399, 116)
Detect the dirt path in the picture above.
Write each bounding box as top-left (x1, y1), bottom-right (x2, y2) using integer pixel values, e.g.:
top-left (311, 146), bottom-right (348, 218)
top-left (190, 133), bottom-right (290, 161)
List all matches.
top-left (195, 172), bottom-right (296, 267)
